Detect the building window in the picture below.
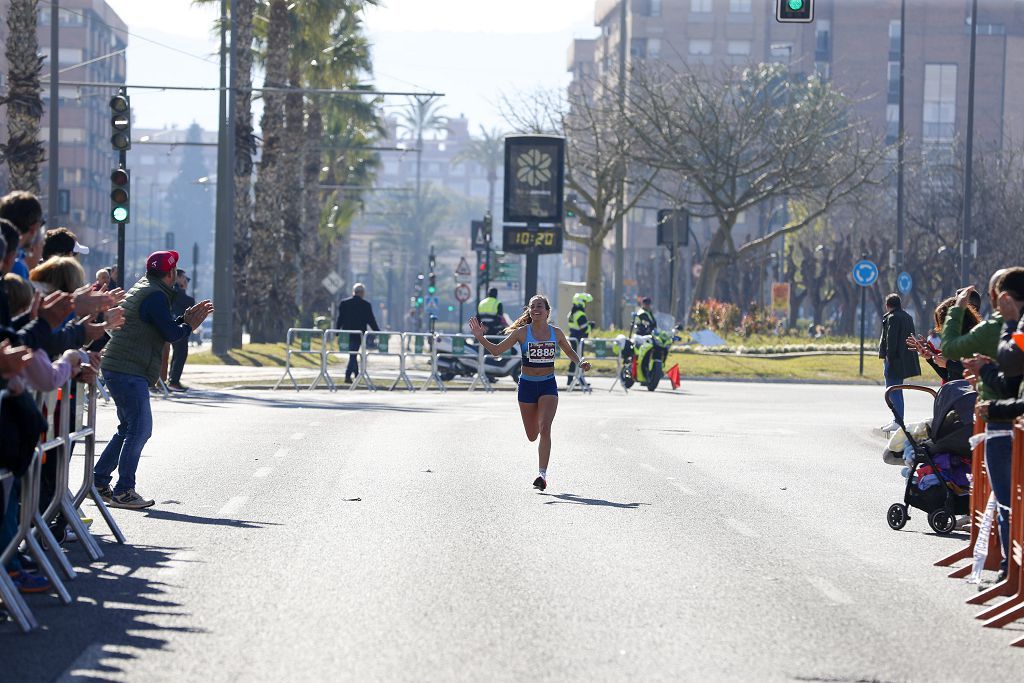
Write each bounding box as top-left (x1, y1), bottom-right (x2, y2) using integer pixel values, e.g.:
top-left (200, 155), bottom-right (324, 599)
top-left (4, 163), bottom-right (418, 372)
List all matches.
top-left (647, 38), bottom-right (662, 59)
top-left (727, 40), bottom-right (751, 56)
top-left (923, 63), bottom-right (957, 142)
top-left (58, 128), bottom-right (86, 143)
top-left (815, 19), bottom-right (831, 60)
top-left (650, 0), bottom-right (662, 17)
top-left (815, 61), bottom-right (831, 80)
top-left (689, 39), bottom-right (712, 56)
top-left (887, 61), bottom-right (900, 104)
top-left (889, 20), bottom-right (901, 60)
top-left (631, 38), bottom-right (647, 59)
top-left (729, 0), bottom-right (752, 12)
top-left (691, 0), bottom-right (712, 13)
top-left (886, 104), bottom-right (899, 144)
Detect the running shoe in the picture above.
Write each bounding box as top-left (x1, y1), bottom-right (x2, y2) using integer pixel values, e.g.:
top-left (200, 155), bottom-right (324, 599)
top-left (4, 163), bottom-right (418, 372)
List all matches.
top-left (96, 485), bottom-right (113, 503)
top-left (532, 476), bottom-right (546, 491)
top-left (108, 489), bottom-right (155, 510)
top-left (9, 570), bottom-right (52, 594)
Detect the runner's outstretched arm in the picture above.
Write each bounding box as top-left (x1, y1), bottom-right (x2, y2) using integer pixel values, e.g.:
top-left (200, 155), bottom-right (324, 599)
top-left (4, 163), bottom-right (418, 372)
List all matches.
top-left (555, 327), bottom-right (591, 372)
top-left (469, 317), bottom-right (520, 356)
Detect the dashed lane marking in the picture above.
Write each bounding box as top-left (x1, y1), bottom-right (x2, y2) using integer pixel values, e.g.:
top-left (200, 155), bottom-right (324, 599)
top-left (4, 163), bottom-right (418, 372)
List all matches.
top-left (724, 517), bottom-right (757, 539)
top-left (290, 432), bottom-right (305, 440)
top-left (807, 576), bottom-right (854, 605)
top-left (217, 495), bottom-right (248, 516)
top-left (639, 463), bottom-right (660, 474)
top-left (668, 480), bottom-right (696, 496)
top-left (274, 448), bottom-right (289, 458)
top-left (253, 467), bottom-right (272, 478)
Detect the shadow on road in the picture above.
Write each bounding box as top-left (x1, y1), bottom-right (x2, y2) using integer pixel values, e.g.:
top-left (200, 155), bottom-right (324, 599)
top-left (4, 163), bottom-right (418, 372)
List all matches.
top-left (146, 389), bottom-right (438, 413)
top-left (0, 542), bottom-right (202, 681)
top-left (142, 508), bottom-right (281, 529)
top-left (540, 492), bottom-right (650, 509)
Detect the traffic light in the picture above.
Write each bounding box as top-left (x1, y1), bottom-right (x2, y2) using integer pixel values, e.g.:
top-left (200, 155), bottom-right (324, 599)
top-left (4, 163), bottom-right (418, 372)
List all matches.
top-left (109, 90), bottom-right (131, 151)
top-left (776, 0), bottom-right (813, 22)
top-left (565, 192), bottom-right (577, 218)
top-left (428, 271), bottom-right (436, 295)
top-left (110, 167), bottom-right (130, 223)
top-left (482, 211), bottom-right (492, 242)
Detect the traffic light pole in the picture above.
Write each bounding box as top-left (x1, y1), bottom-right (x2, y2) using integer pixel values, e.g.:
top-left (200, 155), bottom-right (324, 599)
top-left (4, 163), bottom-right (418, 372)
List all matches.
top-left (116, 148), bottom-right (126, 281)
top-left (47, 1), bottom-right (59, 228)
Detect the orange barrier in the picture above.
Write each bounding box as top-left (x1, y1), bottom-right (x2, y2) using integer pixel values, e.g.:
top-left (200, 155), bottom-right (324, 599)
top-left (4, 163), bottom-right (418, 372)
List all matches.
top-left (966, 420), bottom-right (1024, 645)
top-left (935, 417), bottom-right (1003, 578)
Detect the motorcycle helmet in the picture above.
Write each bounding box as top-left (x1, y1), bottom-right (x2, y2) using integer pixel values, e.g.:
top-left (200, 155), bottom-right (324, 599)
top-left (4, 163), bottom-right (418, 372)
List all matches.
top-left (572, 292), bottom-right (593, 307)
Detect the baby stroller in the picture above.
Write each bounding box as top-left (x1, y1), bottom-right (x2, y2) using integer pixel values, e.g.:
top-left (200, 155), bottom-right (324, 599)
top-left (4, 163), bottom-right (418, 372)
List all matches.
top-left (884, 380), bottom-right (976, 534)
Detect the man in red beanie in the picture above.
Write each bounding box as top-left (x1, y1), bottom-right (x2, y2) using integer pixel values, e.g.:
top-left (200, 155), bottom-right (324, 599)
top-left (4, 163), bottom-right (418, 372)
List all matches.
top-left (94, 251), bottom-right (214, 509)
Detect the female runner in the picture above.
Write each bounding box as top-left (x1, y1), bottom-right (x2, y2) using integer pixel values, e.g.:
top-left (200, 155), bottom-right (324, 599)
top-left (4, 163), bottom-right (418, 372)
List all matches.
top-left (469, 294), bottom-right (591, 490)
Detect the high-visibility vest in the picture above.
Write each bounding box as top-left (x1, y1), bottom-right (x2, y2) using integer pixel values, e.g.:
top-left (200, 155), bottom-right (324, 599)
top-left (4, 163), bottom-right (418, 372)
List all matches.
top-left (568, 307), bottom-right (588, 332)
top-left (477, 297), bottom-right (500, 315)
top-left (634, 309), bottom-right (656, 334)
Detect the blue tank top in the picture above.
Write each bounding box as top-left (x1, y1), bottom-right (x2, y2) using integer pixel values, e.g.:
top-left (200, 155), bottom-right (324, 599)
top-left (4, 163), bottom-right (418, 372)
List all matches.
top-left (522, 324), bottom-right (557, 368)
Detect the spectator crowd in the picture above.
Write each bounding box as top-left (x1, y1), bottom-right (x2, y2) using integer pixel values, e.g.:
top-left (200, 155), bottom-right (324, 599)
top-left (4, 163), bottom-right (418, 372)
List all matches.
top-left (0, 189), bottom-right (212, 605)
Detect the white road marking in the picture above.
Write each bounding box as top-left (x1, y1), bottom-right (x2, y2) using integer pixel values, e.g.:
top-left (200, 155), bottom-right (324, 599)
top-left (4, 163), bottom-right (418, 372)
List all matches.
top-left (668, 481), bottom-right (696, 496)
top-left (156, 550), bottom-right (199, 580)
top-left (57, 643), bottom-right (113, 682)
top-left (274, 448), bottom-right (289, 458)
top-left (253, 467), bottom-right (272, 478)
top-left (600, 433), bottom-right (610, 440)
top-left (639, 463), bottom-right (660, 474)
top-left (724, 518), bottom-right (757, 539)
top-left (290, 432), bottom-right (305, 440)
top-left (807, 576), bottom-right (854, 605)
top-left (217, 495), bottom-right (248, 516)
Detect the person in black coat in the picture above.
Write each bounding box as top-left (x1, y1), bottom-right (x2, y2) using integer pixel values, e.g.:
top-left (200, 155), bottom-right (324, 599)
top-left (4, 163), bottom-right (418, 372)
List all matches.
top-left (335, 282), bottom-right (379, 383)
top-left (168, 269), bottom-right (196, 391)
top-left (879, 293), bottom-right (921, 428)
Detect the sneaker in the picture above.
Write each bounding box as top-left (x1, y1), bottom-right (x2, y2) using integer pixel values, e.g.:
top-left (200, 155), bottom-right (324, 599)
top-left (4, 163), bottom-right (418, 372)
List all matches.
top-left (108, 489), bottom-right (155, 510)
top-left (79, 514), bottom-right (94, 528)
top-left (9, 570), bottom-right (51, 594)
top-left (96, 485), bottom-right (113, 503)
top-left (880, 421), bottom-right (900, 432)
top-left (996, 569), bottom-right (1008, 583)
top-left (533, 476), bottom-right (547, 491)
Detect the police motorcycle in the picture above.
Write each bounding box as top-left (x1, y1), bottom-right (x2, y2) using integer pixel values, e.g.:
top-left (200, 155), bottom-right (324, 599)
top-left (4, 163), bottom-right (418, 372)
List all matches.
top-left (618, 329), bottom-right (676, 391)
top-left (434, 333), bottom-right (522, 383)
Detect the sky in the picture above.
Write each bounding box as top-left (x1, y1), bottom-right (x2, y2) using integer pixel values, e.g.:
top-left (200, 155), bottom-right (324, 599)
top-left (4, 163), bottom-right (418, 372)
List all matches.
top-left (104, 0), bottom-right (599, 134)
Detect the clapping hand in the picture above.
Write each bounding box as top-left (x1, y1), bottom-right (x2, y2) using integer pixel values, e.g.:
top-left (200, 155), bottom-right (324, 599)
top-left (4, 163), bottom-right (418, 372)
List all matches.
top-left (962, 353), bottom-right (993, 376)
top-left (73, 285), bottom-right (114, 316)
top-left (0, 340), bottom-right (33, 378)
top-left (183, 300), bottom-right (214, 331)
top-left (38, 291), bottom-right (74, 328)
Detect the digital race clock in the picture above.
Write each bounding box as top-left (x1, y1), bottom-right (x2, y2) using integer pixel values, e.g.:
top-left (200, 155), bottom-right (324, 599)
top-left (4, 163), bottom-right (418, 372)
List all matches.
top-left (502, 225), bottom-right (564, 255)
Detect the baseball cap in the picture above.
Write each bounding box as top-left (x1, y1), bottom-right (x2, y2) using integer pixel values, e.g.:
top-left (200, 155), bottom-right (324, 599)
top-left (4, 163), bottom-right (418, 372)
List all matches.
top-left (73, 241), bottom-right (89, 255)
top-left (147, 250), bottom-right (179, 273)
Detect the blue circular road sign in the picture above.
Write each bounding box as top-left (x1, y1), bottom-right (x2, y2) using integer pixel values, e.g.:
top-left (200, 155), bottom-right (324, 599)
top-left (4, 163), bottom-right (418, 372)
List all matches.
top-left (897, 271), bottom-right (913, 294)
top-left (852, 259), bottom-right (879, 287)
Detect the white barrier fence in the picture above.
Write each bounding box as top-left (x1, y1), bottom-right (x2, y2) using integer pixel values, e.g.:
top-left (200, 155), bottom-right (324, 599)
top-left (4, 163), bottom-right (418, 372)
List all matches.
top-left (273, 329), bottom-right (625, 394)
top-left (0, 379), bottom-right (124, 633)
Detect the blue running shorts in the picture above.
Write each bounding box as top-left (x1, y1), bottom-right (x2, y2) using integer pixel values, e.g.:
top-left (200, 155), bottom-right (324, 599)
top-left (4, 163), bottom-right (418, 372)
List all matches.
top-left (517, 375), bottom-right (558, 403)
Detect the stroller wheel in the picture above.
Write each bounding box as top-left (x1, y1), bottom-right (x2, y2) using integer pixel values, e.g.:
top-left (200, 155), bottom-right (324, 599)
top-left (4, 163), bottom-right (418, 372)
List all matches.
top-left (887, 503), bottom-right (908, 530)
top-left (928, 508), bottom-right (956, 534)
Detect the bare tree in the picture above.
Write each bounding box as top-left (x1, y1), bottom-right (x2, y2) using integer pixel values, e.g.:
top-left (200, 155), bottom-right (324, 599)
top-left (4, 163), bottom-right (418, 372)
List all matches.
top-left (502, 85), bottom-right (659, 327)
top-left (626, 63), bottom-right (890, 302)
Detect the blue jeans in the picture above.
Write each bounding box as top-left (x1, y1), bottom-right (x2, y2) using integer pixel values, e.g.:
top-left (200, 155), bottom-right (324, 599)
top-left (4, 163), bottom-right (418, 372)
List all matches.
top-left (884, 360), bottom-right (904, 421)
top-left (985, 422), bottom-right (1014, 573)
top-left (94, 371), bottom-right (153, 494)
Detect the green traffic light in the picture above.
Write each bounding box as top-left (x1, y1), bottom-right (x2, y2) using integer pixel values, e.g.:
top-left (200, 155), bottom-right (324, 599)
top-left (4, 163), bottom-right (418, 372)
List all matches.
top-left (788, 0), bottom-right (804, 9)
top-left (416, 296), bottom-right (424, 305)
top-left (428, 286), bottom-right (436, 294)
top-left (112, 207), bottom-right (128, 222)
top-left (447, 305), bottom-right (455, 312)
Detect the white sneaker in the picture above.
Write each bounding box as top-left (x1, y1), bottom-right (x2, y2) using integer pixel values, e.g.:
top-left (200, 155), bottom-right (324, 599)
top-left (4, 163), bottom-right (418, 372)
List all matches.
top-left (881, 421), bottom-right (900, 432)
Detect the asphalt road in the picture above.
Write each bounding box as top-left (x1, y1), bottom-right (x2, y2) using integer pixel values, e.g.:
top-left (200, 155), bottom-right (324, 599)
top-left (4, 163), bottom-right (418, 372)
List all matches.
top-left (1, 378), bottom-right (1021, 681)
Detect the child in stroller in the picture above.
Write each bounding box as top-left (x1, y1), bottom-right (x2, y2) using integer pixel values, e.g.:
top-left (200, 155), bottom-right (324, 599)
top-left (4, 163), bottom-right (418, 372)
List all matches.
top-left (883, 379), bottom-right (976, 534)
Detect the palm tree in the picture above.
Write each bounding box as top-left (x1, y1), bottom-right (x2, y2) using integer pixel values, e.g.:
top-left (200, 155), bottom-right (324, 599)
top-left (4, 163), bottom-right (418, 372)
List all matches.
top-left (395, 96), bottom-right (448, 200)
top-left (248, 0), bottom-right (291, 342)
top-left (1, 0), bottom-right (45, 192)
top-left (454, 126), bottom-right (504, 219)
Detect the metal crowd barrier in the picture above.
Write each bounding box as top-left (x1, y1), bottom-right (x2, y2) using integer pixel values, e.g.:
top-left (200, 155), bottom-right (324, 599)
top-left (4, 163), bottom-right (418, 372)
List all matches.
top-left (273, 328), bottom-right (329, 391)
top-left (360, 331), bottom-right (413, 391)
top-left (324, 328), bottom-right (366, 391)
top-left (574, 337), bottom-right (625, 393)
top-left (404, 332), bottom-right (445, 391)
top-left (0, 378), bottom-right (124, 633)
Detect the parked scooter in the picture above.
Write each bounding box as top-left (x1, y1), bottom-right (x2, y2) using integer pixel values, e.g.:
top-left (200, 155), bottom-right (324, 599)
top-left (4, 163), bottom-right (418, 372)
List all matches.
top-left (435, 335), bottom-right (522, 383)
top-left (618, 329), bottom-right (677, 391)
